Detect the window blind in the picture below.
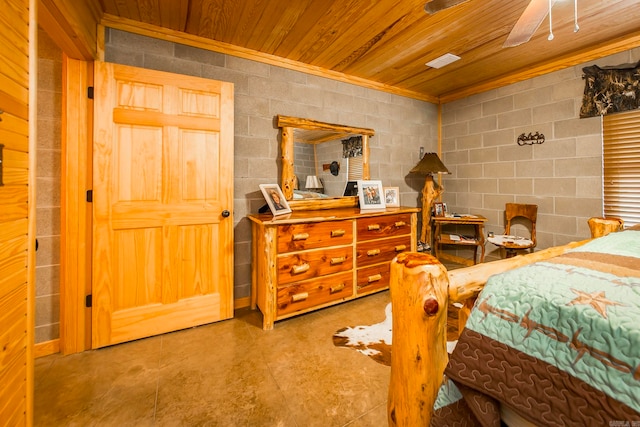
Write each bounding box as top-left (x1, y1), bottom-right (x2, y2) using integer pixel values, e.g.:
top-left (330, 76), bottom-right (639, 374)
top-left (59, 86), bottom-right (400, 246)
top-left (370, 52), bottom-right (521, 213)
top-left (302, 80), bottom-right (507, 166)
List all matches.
top-left (602, 109), bottom-right (640, 227)
top-left (348, 155), bottom-right (363, 181)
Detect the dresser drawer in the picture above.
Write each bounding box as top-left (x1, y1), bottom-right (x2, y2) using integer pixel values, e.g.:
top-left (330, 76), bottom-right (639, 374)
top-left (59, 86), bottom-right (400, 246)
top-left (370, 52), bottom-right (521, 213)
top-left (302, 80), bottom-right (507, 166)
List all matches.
top-left (356, 235), bottom-right (411, 268)
top-left (356, 263), bottom-right (390, 293)
top-left (277, 246), bottom-right (353, 285)
top-left (277, 271), bottom-right (354, 316)
top-left (278, 220), bottom-right (353, 253)
top-left (357, 214), bottom-right (412, 241)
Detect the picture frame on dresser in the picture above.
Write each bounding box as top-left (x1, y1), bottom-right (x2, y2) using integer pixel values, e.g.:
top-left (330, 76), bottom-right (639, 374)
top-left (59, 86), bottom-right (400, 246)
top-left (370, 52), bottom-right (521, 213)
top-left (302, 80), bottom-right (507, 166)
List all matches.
top-left (343, 180), bottom-right (359, 197)
top-left (434, 202), bottom-right (445, 217)
top-left (383, 187), bottom-right (400, 207)
top-left (357, 180), bottom-right (386, 210)
top-left (259, 184), bottom-right (291, 216)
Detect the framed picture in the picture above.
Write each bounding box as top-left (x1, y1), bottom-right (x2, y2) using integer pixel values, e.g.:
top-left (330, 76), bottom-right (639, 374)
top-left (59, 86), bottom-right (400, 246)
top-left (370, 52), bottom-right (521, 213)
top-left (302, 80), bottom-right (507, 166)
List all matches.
top-left (434, 202), bottom-right (445, 217)
top-left (343, 180), bottom-right (358, 197)
top-left (383, 186), bottom-right (400, 207)
top-left (357, 180), bottom-right (386, 210)
top-left (259, 184), bottom-right (292, 216)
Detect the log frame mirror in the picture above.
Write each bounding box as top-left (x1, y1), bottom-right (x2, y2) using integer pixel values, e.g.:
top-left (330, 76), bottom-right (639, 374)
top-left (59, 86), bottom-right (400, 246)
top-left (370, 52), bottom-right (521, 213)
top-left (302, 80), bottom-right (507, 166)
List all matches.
top-left (277, 115), bottom-right (375, 211)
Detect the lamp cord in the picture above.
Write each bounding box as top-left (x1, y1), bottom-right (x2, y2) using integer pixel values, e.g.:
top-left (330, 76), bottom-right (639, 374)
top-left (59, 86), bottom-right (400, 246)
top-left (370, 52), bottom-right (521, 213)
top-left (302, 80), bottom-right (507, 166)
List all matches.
top-left (548, 0), bottom-right (554, 41)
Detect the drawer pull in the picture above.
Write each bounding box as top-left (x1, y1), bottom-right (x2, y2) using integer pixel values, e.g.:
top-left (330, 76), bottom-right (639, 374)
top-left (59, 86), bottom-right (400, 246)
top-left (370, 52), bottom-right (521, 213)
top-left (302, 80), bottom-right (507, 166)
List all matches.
top-left (330, 283), bottom-right (346, 293)
top-left (395, 221), bottom-right (406, 227)
top-left (291, 292), bottom-right (309, 302)
top-left (367, 248), bottom-right (381, 256)
top-left (330, 256), bottom-right (346, 265)
top-left (368, 274), bottom-right (382, 283)
top-left (291, 263), bottom-right (310, 274)
top-left (331, 229), bottom-right (346, 237)
top-left (292, 233), bottom-right (309, 241)
top-left (367, 224), bottom-right (381, 231)
top-left (395, 244), bottom-right (407, 252)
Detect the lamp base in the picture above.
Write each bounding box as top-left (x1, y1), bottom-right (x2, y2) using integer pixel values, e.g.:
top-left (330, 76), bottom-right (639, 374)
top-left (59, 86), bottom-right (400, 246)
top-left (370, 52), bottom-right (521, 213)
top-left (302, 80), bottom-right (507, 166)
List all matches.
top-left (420, 175), bottom-right (442, 248)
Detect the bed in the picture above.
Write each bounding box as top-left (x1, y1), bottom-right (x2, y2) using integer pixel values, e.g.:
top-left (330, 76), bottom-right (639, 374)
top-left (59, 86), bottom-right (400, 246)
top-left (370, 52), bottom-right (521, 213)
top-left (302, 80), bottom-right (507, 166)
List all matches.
top-left (387, 225), bottom-right (640, 426)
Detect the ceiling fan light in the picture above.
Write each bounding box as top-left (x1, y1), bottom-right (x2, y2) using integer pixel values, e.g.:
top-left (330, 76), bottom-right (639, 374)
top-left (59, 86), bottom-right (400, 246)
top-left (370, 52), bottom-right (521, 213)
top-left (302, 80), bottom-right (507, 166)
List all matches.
top-left (425, 53), bottom-right (461, 69)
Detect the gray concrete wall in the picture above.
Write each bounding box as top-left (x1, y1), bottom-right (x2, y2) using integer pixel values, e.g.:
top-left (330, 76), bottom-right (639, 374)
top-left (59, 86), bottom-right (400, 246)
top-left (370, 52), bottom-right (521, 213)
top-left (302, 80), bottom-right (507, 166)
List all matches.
top-left (104, 28), bottom-right (438, 303)
top-left (441, 47), bottom-right (640, 261)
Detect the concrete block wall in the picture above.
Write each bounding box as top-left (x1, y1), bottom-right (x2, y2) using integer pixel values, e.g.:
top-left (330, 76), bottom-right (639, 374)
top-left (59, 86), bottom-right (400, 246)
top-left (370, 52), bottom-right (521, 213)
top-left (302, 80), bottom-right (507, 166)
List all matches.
top-left (315, 139), bottom-right (344, 197)
top-left (293, 142), bottom-right (315, 188)
top-left (104, 28), bottom-right (438, 303)
top-left (441, 47), bottom-right (640, 261)
top-left (35, 28), bottom-right (62, 343)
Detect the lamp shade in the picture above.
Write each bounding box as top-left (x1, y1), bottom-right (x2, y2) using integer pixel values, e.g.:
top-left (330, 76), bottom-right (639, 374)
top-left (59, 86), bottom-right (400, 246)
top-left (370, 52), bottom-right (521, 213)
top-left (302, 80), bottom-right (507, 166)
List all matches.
top-left (410, 152), bottom-right (450, 175)
top-left (305, 175), bottom-right (323, 189)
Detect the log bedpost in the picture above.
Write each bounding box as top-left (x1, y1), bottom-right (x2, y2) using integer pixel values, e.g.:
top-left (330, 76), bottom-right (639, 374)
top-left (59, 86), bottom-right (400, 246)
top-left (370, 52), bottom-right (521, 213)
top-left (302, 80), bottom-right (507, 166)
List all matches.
top-left (388, 253), bottom-right (449, 426)
top-left (587, 216), bottom-right (624, 238)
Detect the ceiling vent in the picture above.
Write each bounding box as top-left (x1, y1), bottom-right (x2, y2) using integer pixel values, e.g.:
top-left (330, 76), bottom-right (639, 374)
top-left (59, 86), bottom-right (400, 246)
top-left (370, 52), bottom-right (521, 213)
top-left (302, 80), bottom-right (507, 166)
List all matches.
top-left (425, 53), bottom-right (461, 69)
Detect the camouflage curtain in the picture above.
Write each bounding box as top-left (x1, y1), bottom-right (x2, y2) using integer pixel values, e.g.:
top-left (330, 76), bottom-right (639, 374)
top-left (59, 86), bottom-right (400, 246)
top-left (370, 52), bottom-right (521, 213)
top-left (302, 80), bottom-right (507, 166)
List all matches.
top-left (342, 136), bottom-right (362, 158)
top-left (580, 61), bottom-right (640, 118)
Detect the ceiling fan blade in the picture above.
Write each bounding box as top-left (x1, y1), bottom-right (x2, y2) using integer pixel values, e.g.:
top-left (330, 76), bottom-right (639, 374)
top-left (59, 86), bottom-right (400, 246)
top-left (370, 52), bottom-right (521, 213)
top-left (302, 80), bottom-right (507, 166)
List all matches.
top-left (503, 0), bottom-right (557, 48)
top-left (424, 0), bottom-right (470, 15)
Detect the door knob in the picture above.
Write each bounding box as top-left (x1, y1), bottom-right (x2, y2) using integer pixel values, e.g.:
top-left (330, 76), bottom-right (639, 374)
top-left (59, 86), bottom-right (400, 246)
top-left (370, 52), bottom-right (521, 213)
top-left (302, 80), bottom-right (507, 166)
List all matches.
top-left (221, 210), bottom-right (230, 217)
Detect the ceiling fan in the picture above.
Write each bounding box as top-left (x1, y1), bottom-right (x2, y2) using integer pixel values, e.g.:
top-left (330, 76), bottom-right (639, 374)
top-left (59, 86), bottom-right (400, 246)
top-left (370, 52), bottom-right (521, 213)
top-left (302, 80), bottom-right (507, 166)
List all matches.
top-left (424, 0), bottom-right (579, 48)
top-left (423, 0), bottom-right (470, 15)
top-left (504, 0), bottom-right (558, 47)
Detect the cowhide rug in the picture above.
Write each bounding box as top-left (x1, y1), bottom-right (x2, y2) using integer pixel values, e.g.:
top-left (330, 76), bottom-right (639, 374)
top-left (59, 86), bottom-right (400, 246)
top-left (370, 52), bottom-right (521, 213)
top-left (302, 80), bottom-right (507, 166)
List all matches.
top-left (332, 302), bottom-right (393, 366)
top-left (332, 302), bottom-right (458, 367)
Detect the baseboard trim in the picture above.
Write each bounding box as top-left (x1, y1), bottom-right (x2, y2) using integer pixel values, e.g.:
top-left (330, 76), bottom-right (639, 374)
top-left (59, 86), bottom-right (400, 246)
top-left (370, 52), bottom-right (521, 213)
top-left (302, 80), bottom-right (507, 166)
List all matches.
top-left (35, 339), bottom-right (60, 358)
top-left (234, 296), bottom-right (250, 309)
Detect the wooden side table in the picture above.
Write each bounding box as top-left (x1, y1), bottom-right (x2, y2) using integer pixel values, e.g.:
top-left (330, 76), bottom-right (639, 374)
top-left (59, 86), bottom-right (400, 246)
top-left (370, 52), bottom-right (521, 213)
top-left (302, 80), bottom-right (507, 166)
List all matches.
top-left (432, 215), bottom-right (487, 266)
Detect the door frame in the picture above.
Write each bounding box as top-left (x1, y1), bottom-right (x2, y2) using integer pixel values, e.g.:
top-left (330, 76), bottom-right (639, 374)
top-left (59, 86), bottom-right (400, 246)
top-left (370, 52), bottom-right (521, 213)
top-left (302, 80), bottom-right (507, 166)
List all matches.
top-left (38, 0), bottom-right (101, 356)
top-left (59, 56), bottom-right (93, 354)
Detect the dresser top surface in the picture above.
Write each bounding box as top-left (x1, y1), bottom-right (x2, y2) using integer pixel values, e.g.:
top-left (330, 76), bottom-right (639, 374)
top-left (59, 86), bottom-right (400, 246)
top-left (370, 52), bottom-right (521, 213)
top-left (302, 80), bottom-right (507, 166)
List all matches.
top-left (248, 206), bottom-right (419, 225)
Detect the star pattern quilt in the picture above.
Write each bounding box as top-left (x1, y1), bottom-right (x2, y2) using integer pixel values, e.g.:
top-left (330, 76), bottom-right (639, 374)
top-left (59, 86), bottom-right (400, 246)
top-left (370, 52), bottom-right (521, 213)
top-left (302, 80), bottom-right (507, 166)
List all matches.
top-left (431, 228), bottom-right (640, 426)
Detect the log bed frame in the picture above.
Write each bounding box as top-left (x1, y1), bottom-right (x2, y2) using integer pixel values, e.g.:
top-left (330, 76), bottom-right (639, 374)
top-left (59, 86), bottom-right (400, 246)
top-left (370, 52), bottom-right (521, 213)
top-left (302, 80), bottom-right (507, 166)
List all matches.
top-left (387, 217), bottom-right (625, 425)
top-left (386, 238), bottom-right (593, 426)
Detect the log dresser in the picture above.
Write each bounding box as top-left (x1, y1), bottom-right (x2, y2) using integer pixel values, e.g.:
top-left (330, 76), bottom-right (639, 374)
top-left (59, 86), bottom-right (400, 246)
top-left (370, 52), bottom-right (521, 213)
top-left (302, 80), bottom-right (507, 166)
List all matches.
top-left (248, 207), bottom-right (419, 329)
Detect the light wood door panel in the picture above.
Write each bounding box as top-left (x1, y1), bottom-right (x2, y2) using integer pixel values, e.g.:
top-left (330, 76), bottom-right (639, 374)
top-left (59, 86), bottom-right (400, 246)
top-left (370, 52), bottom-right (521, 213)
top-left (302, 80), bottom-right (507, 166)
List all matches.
top-left (92, 61), bottom-right (234, 348)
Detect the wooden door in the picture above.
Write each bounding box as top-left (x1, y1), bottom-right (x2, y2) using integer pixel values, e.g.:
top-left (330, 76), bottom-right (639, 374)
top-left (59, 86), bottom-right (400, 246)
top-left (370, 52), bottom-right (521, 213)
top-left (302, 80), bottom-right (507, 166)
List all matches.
top-left (92, 62), bottom-right (234, 348)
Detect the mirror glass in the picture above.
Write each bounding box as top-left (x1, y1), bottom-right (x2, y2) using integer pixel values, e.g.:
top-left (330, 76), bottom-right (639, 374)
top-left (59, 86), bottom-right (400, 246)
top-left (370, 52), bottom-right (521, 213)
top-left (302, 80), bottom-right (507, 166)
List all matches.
top-left (277, 116), bottom-right (374, 210)
top-left (294, 131), bottom-right (353, 197)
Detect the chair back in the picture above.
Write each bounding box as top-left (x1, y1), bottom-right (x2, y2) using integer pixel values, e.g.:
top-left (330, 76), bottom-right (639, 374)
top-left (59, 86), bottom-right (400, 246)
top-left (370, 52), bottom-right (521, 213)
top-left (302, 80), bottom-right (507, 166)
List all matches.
top-left (504, 203), bottom-right (537, 247)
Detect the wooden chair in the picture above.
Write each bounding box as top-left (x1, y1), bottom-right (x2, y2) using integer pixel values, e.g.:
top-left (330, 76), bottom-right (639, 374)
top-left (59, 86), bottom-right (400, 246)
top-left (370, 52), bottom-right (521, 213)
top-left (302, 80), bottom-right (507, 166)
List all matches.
top-left (487, 203), bottom-right (537, 258)
top-left (588, 217), bottom-right (624, 238)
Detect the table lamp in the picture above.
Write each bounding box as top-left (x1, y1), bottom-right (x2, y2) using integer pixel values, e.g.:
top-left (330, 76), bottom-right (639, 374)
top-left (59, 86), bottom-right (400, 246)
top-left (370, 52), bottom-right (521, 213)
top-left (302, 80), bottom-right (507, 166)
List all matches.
top-left (305, 175), bottom-right (323, 192)
top-left (410, 152), bottom-right (450, 248)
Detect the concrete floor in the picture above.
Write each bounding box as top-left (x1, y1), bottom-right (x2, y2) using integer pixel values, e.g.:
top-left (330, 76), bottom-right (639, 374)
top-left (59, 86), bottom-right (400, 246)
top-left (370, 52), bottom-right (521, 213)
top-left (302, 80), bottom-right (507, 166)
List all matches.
top-left (35, 291), bottom-right (393, 427)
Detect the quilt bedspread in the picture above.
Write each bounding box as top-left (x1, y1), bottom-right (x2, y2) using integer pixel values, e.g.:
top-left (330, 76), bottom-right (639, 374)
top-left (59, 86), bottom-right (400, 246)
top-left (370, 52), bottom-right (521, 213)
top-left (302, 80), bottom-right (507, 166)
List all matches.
top-left (432, 229), bottom-right (640, 426)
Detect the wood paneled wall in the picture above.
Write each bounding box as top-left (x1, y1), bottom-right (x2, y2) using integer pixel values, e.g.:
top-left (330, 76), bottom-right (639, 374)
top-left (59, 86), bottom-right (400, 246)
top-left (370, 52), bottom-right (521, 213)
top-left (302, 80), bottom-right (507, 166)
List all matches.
top-left (0, 0), bottom-right (35, 424)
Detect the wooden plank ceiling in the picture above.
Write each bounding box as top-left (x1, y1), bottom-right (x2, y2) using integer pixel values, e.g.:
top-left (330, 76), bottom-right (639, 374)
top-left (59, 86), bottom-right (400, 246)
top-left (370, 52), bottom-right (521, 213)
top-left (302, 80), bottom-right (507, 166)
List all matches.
top-left (98, 0), bottom-right (640, 103)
